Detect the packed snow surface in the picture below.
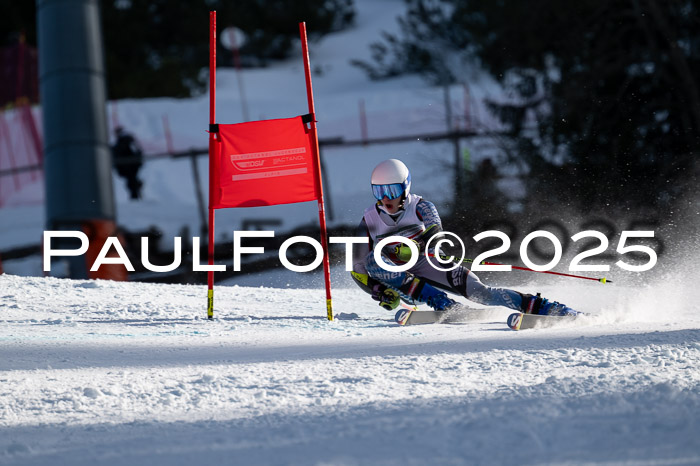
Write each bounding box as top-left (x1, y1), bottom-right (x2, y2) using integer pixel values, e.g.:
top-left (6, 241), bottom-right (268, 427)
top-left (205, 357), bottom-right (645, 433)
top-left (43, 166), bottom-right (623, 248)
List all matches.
top-left (1, 273), bottom-right (699, 465)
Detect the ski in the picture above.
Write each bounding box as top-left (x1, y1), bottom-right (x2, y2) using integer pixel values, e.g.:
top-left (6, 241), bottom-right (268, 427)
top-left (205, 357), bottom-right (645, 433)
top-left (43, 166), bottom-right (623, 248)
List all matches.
top-left (507, 312), bottom-right (581, 330)
top-left (395, 305), bottom-right (493, 326)
top-left (395, 308), bottom-right (444, 325)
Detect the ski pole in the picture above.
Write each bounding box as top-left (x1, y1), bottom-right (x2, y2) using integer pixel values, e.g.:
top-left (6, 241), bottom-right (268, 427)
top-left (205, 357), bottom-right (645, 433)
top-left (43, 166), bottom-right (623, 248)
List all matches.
top-left (427, 253), bottom-right (612, 284)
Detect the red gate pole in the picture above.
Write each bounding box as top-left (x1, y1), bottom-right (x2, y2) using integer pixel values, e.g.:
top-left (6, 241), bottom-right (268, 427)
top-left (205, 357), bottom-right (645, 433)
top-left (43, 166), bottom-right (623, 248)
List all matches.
top-left (299, 22), bottom-right (333, 321)
top-left (207, 11), bottom-right (217, 319)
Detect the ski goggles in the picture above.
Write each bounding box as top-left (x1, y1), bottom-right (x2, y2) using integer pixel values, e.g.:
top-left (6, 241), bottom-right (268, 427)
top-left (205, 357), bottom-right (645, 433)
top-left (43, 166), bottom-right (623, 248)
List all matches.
top-left (372, 182), bottom-right (408, 200)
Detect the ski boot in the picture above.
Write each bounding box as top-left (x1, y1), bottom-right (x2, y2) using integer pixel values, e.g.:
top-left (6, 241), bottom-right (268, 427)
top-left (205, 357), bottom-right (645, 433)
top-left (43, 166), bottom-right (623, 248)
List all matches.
top-left (399, 276), bottom-right (457, 311)
top-left (394, 282), bottom-right (457, 325)
top-left (520, 293), bottom-right (581, 316)
top-left (421, 286), bottom-right (456, 311)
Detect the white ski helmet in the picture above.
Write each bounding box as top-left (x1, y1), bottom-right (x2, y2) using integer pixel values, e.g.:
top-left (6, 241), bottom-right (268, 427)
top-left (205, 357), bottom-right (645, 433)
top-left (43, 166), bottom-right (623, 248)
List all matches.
top-left (370, 159), bottom-right (411, 200)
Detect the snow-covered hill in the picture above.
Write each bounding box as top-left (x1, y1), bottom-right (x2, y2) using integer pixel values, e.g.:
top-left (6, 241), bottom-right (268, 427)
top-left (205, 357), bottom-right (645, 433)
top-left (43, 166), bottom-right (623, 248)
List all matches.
top-left (1, 273), bottom-right (699, 465)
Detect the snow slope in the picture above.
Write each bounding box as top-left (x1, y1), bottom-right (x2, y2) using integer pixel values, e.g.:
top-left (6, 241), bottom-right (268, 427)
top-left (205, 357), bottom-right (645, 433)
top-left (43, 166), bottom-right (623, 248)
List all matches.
top-left (1, 273), bottom-right (700, 465)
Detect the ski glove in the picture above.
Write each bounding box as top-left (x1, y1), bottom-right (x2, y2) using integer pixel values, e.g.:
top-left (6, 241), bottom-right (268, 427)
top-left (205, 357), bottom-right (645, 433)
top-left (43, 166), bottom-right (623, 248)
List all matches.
top-left (393, 239), bottom-right (421, 262)
top-left (393, 225), bottom-right (438, 262)
top-left (371, 284), bottom-right (400, 311)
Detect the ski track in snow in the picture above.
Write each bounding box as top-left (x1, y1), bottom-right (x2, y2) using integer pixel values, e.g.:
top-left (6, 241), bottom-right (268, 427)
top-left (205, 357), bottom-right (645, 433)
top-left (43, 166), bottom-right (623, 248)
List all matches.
top-left (1, 274), bottom-right (699, 465)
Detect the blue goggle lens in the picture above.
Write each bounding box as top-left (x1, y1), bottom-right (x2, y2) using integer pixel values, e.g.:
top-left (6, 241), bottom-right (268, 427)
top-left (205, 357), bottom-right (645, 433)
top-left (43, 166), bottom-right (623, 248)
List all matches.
top-left (372, 183), bottom-right (406, 200)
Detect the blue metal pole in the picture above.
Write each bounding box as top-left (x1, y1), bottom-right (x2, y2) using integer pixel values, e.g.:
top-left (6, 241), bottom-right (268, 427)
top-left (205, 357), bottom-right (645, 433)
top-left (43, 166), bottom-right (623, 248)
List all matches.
top-left (37, 0), bottom-right (115, 278)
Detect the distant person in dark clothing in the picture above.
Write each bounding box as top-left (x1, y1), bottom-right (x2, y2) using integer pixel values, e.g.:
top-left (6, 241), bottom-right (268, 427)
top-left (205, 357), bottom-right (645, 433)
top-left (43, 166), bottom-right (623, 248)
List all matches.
top-left (474, 158), bottom-right (500, 203)
top-left (112, 127), bottom-right (144, 200)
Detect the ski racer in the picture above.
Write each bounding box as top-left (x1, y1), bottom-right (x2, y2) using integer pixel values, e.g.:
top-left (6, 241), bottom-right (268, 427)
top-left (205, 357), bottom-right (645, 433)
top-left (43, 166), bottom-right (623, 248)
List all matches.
top-left (351, 158), bottom-right (580, 319)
